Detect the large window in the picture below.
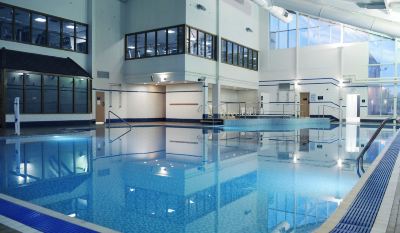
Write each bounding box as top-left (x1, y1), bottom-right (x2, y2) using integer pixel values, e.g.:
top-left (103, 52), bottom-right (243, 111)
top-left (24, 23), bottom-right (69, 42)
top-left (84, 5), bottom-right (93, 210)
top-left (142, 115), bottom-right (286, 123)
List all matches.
top-left (0, 5), bottom-right (13, 40)
top-left (221, 39), bottom-right (258, 71)
top-left (270, 13), bottom-right (296, 49)
top-left (126, 25), bottom-right (185, 60)
top-left (299, 14), bottom-right (340, 47)
top-left (368, 85), bottom-right (395, 115)
top-left (0, 2), bottom-right (88, 53)
top-left (187, 26), bottom-right (217, 60)
top-left (6, 71), bottom-right (91, 114)
top-left (32, 13), bottom-right (47, 46)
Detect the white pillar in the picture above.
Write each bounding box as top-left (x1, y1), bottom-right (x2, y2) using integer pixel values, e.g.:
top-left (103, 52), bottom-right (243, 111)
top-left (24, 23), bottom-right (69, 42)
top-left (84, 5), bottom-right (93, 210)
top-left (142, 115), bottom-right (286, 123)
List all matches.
top-left (212, 83), bottom-right (221, 118)
top-left (203, 82), bottom-right (209, 119)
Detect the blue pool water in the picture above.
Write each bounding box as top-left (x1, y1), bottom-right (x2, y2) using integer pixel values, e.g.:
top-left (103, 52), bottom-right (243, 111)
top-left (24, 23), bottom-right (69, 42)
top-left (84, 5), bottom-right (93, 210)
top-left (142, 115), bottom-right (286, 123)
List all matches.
top-left (0, 124), bottom-right (396, 233)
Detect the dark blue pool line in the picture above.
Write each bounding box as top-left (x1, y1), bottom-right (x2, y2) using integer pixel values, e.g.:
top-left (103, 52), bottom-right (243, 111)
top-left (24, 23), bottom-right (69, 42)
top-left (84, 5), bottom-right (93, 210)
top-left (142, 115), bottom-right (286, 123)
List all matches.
top-left (0, 198), bottom-right (99, 233)
top-left (330, 132), bottom-right (400, 233)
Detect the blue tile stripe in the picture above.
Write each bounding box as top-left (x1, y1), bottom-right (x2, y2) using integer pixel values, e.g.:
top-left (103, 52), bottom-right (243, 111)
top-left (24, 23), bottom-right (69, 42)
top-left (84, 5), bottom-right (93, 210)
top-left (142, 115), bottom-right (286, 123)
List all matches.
top-left (0, 198), bottom-right (99, 233)
top-left (330, 133), bottom-right (400, 233)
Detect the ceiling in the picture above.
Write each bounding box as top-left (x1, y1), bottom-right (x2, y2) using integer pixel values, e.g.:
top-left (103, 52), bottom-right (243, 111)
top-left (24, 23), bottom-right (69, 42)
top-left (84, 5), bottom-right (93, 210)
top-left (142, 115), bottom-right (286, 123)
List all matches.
top-left (270, 0), bottom-right (400, 37)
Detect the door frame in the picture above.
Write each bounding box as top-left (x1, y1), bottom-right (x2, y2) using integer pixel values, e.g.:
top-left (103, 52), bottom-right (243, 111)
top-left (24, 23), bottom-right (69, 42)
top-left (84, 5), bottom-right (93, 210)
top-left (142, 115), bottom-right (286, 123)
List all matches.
top-left (300, 92), bottom-right (310, 117)
top-left (95, 91), bottom-right (105, 124)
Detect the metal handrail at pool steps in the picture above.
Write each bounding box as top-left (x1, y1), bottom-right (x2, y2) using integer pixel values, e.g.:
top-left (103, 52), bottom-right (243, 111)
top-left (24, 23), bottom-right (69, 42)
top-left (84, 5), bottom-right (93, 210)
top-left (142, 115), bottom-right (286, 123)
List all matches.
top-left (317, 118), bottom-right (400, 233)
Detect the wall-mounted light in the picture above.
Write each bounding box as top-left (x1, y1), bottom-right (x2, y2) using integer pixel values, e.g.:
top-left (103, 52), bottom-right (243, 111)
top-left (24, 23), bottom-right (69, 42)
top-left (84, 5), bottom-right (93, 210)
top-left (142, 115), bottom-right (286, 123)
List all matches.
top-left (245, 27), bottom-right (253, 32)
top-left (196, 3), bottom-right (206, 11)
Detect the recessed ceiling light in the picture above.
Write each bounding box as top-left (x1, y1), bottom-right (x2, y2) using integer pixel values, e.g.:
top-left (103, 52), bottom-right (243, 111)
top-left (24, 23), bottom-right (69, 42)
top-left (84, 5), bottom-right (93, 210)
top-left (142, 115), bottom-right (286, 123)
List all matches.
top-left (34, 17), bottom-right (46, 23)
top-left (66, 25), bottom-right (75, 29)
top-left (127, 46), bottom-right (135, 49)
top-left (168, 30), bottom-right (176, 34)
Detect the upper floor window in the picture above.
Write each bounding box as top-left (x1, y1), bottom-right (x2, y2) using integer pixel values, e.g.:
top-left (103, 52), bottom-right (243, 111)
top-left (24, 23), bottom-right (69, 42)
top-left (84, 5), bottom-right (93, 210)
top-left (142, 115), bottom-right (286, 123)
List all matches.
top-left (221, 39), bottom-right (258, 71)
top-left (126, 25), bottom-right (185, 60)
top-left (269, 13), bottom-right (296, 49)
top-left (299, 14), bottom-right (341, 47)
top-left (0, 2), bottom-right (88, 53)
top-left (125, 25), bottom-right (216, 61)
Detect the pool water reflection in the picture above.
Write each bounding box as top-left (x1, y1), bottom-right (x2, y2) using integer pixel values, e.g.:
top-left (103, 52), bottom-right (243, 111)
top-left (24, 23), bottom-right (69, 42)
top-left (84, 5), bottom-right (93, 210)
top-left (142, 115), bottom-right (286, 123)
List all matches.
top-left (0, 124), bottom-right (396, 233)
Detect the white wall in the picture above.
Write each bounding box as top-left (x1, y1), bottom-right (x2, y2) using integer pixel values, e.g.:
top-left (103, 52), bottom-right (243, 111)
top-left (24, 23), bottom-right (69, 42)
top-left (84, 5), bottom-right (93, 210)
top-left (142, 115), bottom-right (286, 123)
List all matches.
top-left (165, 83), bottom-right (203, 119)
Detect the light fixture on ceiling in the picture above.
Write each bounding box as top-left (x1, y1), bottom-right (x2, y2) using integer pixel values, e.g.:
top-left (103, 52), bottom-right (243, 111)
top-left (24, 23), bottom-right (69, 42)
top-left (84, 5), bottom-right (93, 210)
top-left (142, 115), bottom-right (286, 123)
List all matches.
top-left (34, 17), bottom-right (46, 23)
top-left (250, 0), bottom-right (293, 23)
top-left (168, 29), bottom-right (176, 34)
top-left (245, 27), bottom-right (253, 32)
top-left (196, 3), bottom-right (206, 11)
top-left (66, 25), bottom-right (75, 29)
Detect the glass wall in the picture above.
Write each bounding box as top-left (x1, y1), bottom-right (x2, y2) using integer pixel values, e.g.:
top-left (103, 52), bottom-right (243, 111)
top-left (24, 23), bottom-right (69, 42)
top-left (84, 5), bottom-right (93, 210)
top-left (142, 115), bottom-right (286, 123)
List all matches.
top-left (6, 71), bottom-right (91, 114)
top-left (368, 85), bottom-right (395, 116)
top-left (125, 25), bottom-right (185, 60)
top-left (221, 39), bottom-right (258, 71)
top-left (0, 2), bottom-right (88, 53)
top-left (299, 14), bottom-right (340, 47)
top-left (126, 25), bottom-right (216, 61)
top-left (270, 13), bottom-right (296, 49)
top-left (187, 26), bottom-right (217, 60)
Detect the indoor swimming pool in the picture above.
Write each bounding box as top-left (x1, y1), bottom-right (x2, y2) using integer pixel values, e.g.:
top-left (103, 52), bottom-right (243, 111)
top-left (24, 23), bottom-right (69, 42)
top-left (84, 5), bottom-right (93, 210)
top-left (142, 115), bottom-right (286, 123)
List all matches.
top-left (0, 124), bottom-right (397, 233)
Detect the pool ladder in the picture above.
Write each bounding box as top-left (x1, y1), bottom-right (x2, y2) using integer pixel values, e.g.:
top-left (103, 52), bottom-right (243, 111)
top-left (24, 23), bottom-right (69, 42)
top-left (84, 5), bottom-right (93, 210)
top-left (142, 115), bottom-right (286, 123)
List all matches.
top-left (356, 117), bottom-right (399, 177)
top-left (107, 111), bottom-right (133, 143)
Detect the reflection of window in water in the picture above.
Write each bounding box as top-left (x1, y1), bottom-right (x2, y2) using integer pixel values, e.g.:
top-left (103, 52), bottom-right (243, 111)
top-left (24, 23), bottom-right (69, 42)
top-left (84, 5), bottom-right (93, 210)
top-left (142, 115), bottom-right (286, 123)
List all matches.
top-left (5, 137), bottom-right (91, 188)
top-left (267, 192), bottom-right (339, 232)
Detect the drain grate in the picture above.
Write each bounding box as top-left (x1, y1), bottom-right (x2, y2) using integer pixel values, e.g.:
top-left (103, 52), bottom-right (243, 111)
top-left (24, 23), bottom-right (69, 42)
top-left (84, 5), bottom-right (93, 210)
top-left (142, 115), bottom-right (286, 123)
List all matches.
top-left (0, 198), bottom-right (98, 233)
top-left (331, 134), bottom-right (400, 233)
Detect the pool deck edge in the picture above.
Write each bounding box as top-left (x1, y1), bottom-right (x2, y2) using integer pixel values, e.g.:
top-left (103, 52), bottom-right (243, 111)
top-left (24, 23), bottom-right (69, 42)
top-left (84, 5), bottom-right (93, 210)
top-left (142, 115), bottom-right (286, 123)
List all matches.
top-left (315, 129), bottom-right (400, 233)
top-left (0, 194), bottom-right (119, 233)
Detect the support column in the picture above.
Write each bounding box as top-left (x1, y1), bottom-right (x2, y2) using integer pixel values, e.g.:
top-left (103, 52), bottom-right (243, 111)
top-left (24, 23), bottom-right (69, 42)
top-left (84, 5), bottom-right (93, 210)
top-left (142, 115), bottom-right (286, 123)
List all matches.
top-left (203, 82), bottom-right (209, 119)
top-left (212, 83), bottom-right (221, 118)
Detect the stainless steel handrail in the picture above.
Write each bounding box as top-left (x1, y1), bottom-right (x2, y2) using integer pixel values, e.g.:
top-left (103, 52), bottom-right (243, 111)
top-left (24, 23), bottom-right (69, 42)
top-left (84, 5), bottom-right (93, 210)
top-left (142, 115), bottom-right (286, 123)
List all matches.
top-left (356, 117), bottom-right (398, 177)
top-left (107, 111), bottom-right (133, 129)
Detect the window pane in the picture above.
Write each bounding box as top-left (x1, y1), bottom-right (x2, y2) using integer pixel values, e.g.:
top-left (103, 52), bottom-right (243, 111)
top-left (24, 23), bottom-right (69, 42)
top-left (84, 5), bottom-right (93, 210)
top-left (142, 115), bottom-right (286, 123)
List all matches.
top-left (206, 34), bottom-right (213, 59)
top-left (198, 31), bottom-right (205, 57)
top-left (24, 73), bottom-right (42, 113)
top-left (74, 78), bottom-right (88, 113)
top-left (368, 64), bottom-right (395, 78)
top-left (270, 32), bottom-right (277, 49)
top-left (43, 75), bottom-right (58, 113)
top-left (126, 34), bottom-right (136, 59)
top-left (227, 41), bottom-right (233, 64)
top-left (248, 50), bottom-right (253, 68)
top-left (7, 71), bottom-right (24, 113)
top-left (288, 30), bottom-right (296, 48)
top-left (157, 29), bottom-right (167, 55)
top-left (62, 21), bottom-right (75, 50)
top-left (253, 51), bottom-right (258, 71)
top-left (233, 44), bottom-right (238, 66)
top-left (31, 13), bottom-right (47, 46)
top-left (278, 31), bottom-right (288, 49)
top-left (14, 9), bottom-right (30, 43)
top-left (177, 26), bottom-right (185, 54)
top-left (146, 31), bottom-right (155, 57)
top-left (59, 77), bottom-right (73, 113)
top-left (167, 27), bottom-right (178, 54)
top-left (270, 15), bottom-right (279, 32)
top-left (221, 39), bottom-right (227, 63)
top-left (48, 17), bottom-right (61, 48)
top-left (0, 5), bottom-right (13, 40)
top-left (238, 46), bottom-right (243, 67)
top-left (76, 23), bottom-right (87, 53)
top-left (243, 47), bottom-right (248, 68)
top-left (189, 28), bottom-right (198, 55)
top-left (136, 33), bottom-right (145, 58)
top-left (381, 86), bottom-right (394, 115)
top-left (299, 28), bottom-right (308, 47)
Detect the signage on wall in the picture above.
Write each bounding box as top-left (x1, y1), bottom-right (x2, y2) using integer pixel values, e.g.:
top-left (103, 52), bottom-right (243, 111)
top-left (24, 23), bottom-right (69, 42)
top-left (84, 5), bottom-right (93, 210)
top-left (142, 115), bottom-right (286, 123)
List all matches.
top-left (310, 94), bottom-right (316, 102)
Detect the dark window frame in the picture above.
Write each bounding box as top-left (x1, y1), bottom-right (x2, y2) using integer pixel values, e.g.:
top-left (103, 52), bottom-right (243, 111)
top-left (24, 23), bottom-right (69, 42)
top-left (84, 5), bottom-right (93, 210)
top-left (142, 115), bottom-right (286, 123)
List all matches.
top-left (0, 2), bottom-right (88, 54)
top-left (5, 69), bottom-right (92, 114)
top-left (221, 38), bottom-right (258, 71)
top-left (125, 24), bottom-right (217, 61)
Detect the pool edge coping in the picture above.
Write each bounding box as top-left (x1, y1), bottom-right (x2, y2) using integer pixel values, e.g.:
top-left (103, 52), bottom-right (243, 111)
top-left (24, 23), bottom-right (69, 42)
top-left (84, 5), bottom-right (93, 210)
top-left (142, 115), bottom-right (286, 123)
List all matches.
top-left (315, 129), bottom-right (400, 233)
top-left (0, 193), bottom-right (119, 233)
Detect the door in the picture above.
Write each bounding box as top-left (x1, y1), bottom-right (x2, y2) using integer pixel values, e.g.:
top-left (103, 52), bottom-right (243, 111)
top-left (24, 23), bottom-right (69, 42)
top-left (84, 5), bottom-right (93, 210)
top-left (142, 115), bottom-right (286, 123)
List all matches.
top-left (95, 92), bottom-right (105, 123)
top-left (300, 92), bottom-right (310, 117)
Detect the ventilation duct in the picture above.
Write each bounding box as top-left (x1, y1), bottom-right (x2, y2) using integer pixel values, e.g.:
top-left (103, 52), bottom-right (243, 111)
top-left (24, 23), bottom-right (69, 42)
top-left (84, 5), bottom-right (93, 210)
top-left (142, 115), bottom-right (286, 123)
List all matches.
top-left (272, 0), bottom-right (400, 38)
top-left (250, 0), bottom-right (293, 23)
top-left (387, 0), bottom-right (400, 10)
